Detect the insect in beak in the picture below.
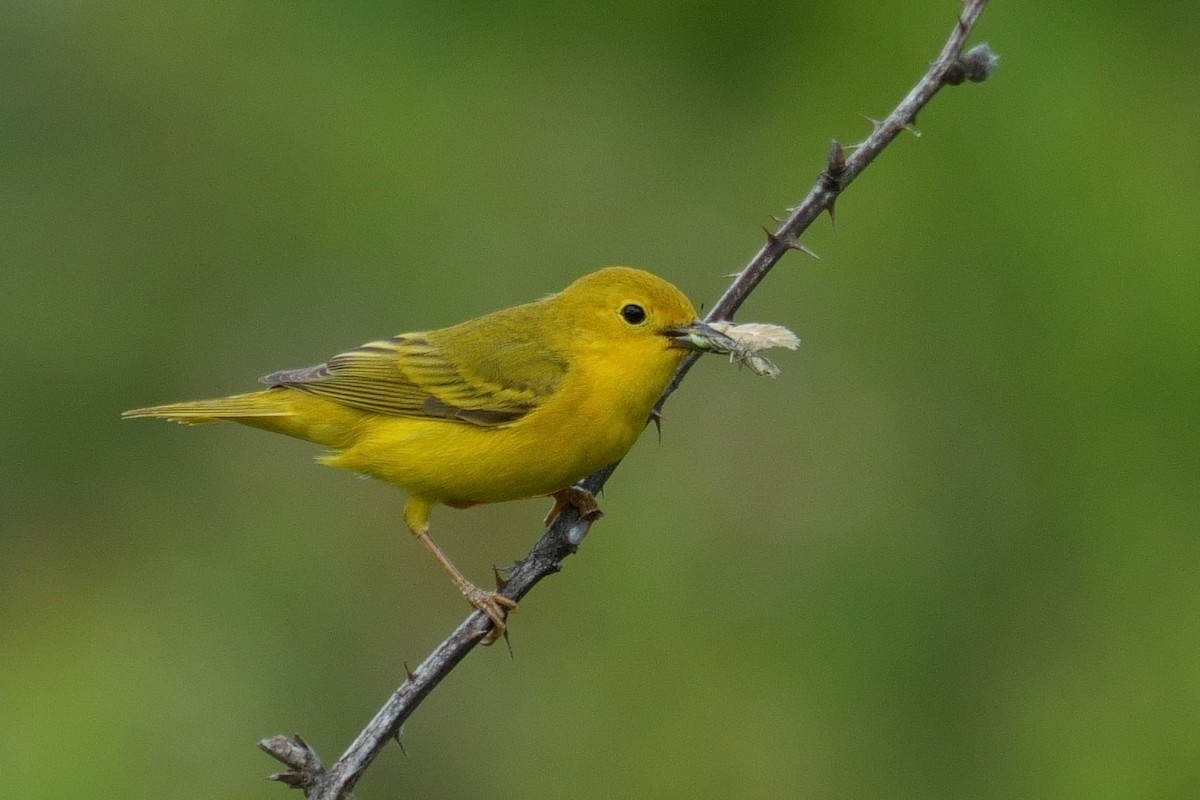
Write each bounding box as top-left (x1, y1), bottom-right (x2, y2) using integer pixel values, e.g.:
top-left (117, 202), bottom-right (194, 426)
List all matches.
top-left (661, 320), bottom-right (740, 352)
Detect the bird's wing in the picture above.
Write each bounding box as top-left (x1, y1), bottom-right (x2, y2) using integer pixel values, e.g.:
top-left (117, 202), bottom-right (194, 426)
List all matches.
top-left (261, 330), bottom-right (566, 427)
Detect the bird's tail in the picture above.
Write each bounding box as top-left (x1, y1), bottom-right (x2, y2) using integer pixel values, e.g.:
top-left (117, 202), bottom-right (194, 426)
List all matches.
top-left (121, 390), bottom-right (290, 425)
top-left (122, 387), bottom-right (362, 448)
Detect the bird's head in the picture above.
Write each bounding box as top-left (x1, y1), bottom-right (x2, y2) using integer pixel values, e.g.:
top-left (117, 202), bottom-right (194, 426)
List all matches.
top-left (558, 266), bottom-right (734, 359)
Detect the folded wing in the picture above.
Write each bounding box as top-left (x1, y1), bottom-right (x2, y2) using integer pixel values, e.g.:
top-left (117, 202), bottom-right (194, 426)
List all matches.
top-left (262, 329), bottom-right (565, 427)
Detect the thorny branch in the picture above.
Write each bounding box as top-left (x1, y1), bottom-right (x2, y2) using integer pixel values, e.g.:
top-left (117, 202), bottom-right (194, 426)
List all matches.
top-left (260, 3), bottom-right (997, 797)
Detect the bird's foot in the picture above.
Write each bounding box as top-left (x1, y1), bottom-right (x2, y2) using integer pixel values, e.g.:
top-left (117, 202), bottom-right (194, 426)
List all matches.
top-left (461, 582), bottom-right (517, 646)
top-left (543, 486), bottom-right (604, 527)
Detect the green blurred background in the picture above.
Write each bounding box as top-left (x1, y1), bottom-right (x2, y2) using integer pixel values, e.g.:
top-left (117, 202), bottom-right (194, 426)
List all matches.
top-left (4, 2), bottom-right (1198, 797)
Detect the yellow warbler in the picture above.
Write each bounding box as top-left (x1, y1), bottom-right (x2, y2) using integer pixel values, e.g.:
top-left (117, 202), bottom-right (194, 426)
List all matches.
top-left (124, 267), bottom-right (728, 640)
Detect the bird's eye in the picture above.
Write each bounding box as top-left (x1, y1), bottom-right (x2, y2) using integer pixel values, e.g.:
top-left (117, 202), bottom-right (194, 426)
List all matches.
top-left (620, 304), bottom-right (646, 325)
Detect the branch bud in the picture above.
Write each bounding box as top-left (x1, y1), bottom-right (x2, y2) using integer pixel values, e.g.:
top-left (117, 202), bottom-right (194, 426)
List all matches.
top-left (944, 43), bottom-right (999, 85)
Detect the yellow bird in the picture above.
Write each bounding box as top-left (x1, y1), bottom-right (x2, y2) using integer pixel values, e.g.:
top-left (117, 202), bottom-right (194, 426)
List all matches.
top-left (124, 267), bottom-right (730, 641)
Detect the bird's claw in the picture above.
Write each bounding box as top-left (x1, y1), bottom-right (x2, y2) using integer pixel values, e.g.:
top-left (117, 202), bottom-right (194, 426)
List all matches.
top-left (544, 486), bottom-right (604, 527)
top-left (462, 583), bottom-right (517, 645)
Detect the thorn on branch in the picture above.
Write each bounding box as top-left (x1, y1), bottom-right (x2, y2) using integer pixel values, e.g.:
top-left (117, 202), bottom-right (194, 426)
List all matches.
top-left (859, 113), bottom-right (884, 134)
top-left (761, 226), bottom-right (819, 259)
top-left (394, 725), bottom-right (409, 758)
top-left (491, 564), bottom-right (508, 592)
top-left (791, 242), bottom-right (820, 259)
top-left (944, 43), bottom-right (999, 85)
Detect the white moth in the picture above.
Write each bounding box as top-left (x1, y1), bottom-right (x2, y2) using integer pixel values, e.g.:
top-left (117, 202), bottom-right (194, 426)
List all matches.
top-left (706, 321), bottom-right (800, 377)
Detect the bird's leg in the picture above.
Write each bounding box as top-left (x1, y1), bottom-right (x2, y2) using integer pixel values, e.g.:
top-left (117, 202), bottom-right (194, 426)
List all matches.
top-left (543, 486), bottom-right (604, 528)
top-left (414, 529), bottom-right (516, 645)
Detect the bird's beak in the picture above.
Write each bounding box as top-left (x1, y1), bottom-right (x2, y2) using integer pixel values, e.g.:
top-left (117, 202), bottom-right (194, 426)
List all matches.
top-left (661, 319), bottom-right (739, 352)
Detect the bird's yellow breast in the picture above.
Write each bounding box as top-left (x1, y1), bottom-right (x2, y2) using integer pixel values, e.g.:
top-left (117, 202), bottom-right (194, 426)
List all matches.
top-left (323, 334), bottom-right (683, 505)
